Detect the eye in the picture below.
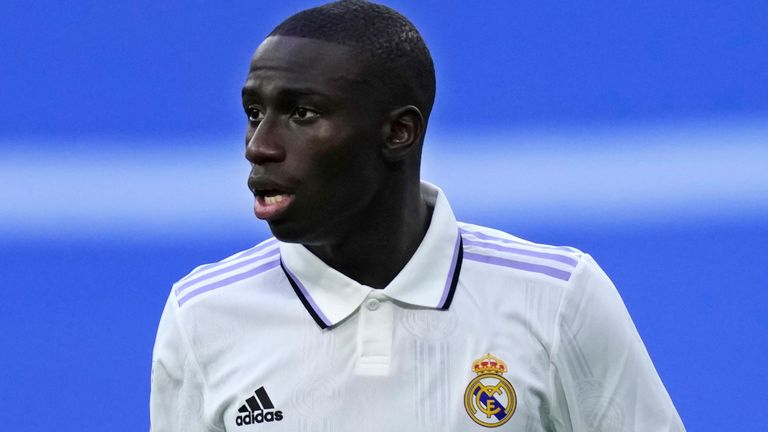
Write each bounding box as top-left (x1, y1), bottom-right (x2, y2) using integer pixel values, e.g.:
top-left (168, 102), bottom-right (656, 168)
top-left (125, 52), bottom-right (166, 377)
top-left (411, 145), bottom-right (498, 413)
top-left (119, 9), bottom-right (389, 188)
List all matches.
top-left (246, 106), bottom-right (264, 123)
top-left (290, 107), bottom-right (320, 121)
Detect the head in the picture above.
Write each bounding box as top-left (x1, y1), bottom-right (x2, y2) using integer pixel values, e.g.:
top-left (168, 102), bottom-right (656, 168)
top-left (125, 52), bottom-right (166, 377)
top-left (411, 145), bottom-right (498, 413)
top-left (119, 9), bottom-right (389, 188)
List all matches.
top-left (243, 0), bottom-right (436, 244)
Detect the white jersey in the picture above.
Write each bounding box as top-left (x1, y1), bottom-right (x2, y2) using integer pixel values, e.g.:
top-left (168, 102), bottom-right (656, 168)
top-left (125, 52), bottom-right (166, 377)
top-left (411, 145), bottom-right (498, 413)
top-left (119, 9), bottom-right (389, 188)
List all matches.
top-left (150, 183), bottom-right (684, 431)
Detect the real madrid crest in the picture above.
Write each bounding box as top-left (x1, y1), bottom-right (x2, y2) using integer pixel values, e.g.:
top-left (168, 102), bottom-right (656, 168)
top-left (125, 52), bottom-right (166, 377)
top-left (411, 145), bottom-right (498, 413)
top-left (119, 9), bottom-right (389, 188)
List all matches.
top-left (463, 353), bottom-right (517, 427)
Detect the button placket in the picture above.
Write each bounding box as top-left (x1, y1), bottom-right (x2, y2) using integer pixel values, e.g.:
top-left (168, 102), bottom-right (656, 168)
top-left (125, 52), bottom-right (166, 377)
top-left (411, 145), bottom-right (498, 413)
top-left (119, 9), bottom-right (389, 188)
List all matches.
top-left (355, 292), bottom-right (394, 376)
top-left (365, 298), bottom-right (380, 311)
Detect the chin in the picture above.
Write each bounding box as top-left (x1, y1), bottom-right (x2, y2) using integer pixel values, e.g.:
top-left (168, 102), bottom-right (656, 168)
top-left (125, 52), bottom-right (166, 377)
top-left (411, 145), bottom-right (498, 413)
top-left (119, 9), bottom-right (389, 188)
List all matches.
top-left (265, 219), bottom-right (312, 244)
top-left (265, 217), bottom-right (336, 246)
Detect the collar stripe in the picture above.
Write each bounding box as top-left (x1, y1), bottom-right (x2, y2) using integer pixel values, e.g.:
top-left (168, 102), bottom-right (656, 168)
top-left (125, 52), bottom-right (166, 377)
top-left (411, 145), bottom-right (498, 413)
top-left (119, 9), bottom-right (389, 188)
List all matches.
top-left (437, 234), bottom-right (463, 310)
top-left (280, 259), bottom-right (332, 329)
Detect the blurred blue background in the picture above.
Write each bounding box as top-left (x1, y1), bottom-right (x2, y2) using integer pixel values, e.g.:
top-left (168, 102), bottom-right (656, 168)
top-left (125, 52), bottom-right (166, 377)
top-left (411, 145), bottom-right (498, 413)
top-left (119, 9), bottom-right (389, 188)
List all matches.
top-left (1, 1), bottom-right (766, 430)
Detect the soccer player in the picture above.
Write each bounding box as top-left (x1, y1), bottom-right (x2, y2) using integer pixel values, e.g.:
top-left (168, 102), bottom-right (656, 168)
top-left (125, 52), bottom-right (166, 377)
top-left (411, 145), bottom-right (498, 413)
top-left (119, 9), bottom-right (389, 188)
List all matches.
top-left (150, 1), bottom-right (685, 431)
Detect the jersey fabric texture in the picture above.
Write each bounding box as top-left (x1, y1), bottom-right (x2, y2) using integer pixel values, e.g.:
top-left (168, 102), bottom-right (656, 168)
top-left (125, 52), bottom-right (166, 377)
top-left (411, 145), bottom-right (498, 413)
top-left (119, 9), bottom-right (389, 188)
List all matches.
top-left (150, 182), bottom-right (685, 432)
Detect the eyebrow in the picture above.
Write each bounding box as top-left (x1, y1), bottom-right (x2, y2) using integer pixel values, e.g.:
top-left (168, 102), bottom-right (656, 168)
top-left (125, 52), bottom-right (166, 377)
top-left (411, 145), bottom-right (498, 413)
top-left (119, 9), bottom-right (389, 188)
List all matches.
top-left (241, 85), bottom-right (331, 100)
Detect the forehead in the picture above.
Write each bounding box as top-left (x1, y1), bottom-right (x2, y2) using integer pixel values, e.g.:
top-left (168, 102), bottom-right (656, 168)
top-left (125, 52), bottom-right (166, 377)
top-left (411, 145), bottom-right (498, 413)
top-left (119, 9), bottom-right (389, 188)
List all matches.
top-left (244, 36), bottom-right (368, 96)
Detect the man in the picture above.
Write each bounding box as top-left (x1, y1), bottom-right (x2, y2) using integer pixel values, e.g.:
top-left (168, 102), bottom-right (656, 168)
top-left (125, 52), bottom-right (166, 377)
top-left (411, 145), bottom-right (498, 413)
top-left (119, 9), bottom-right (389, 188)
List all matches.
top-left (151, 1), bottom-right (684, 431)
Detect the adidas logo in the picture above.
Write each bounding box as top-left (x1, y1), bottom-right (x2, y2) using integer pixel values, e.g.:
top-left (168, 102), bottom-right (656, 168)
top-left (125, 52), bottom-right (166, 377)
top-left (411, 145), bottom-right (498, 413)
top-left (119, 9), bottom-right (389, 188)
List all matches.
top-left (235, 386), bottom-right (284, 426)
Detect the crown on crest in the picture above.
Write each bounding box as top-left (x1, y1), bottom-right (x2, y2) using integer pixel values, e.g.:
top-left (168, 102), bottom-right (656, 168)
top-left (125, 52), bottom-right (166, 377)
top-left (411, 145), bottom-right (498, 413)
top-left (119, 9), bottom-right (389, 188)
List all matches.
top-left (472, 353), bottom-right (507, 375)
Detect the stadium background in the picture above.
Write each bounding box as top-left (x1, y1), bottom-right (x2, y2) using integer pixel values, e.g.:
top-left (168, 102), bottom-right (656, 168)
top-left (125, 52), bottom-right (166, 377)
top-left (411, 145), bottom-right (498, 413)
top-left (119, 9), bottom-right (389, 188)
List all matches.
top-left (1, 1), bottom-right (766, 430)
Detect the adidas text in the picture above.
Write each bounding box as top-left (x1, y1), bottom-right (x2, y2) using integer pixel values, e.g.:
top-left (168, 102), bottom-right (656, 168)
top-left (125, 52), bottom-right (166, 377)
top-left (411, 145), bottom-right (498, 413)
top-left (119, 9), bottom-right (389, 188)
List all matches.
top-left (236, 410), bottom-right (283, 426)
top-left (236, 386), bottom-right (283, 427)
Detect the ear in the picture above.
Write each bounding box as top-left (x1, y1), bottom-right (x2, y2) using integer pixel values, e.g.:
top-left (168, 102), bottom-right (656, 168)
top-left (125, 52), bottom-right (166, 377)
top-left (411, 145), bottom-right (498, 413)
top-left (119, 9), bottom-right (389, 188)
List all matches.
top-left (381, 105), bottom-right (425, 162)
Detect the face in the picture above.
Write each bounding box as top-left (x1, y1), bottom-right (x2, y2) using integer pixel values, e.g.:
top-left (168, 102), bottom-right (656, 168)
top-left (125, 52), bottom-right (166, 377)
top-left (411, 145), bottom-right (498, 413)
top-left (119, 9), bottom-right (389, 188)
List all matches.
top-left (242, 36), bottom-right (388, 245)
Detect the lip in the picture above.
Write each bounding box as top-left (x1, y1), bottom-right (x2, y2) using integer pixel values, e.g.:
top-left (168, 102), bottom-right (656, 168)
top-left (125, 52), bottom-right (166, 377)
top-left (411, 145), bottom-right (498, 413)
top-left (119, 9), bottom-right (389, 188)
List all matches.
top-left (248, 176), bottom-right (297, 221)
top-left (254, 193), bottom-right (296, 220)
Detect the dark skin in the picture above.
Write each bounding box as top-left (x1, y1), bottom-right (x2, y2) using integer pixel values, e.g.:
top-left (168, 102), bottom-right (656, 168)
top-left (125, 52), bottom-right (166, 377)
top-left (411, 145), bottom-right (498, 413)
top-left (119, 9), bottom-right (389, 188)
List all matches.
top-left (242, 36), bottom-right (431, 289)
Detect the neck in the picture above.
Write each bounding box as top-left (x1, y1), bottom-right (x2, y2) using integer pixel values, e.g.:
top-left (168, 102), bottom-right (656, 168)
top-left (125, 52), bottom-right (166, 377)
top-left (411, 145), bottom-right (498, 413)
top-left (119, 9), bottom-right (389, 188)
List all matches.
top-left (306, 179), bottom-right (432, 289)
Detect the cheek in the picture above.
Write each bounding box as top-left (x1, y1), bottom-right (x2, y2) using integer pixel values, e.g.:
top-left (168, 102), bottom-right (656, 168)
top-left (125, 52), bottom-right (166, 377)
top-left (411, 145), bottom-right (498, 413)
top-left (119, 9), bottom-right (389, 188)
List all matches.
top-left (323, 138), bottom-right (381, 187)
top-left (300, 123), bottom-right (381, 180)
top-left (280, 109), bottom-right (384, 194)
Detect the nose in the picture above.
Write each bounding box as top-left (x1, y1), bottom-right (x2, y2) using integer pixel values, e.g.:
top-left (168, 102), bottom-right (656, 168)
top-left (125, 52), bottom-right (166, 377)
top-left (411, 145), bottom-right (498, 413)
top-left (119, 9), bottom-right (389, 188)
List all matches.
top-left (245, 117), bottom-right (285, 165)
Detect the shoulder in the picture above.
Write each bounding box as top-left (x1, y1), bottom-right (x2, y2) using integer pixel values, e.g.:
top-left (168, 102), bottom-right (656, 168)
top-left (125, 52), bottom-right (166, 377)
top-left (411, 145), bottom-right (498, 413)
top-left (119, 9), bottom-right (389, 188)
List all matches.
top-left (170, 237), bottom-right (283, 309)
top-left (458, 222), bottom-right (585, 284)
top-left (457, 223), bottom-right (619, 312)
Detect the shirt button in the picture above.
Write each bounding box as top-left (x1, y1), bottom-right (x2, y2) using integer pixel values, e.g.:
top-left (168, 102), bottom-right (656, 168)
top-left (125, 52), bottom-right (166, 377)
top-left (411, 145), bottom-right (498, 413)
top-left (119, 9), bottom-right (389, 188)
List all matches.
top-left (366, 299), bottom-right (380, 311)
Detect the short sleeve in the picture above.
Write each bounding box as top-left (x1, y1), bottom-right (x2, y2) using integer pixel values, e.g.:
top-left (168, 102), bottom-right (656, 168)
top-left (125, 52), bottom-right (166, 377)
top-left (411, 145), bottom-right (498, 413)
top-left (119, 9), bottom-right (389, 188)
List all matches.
top-left (550, 255), bottom-right (685, 431)
top-left (150, 293), bottom-right (222, 432)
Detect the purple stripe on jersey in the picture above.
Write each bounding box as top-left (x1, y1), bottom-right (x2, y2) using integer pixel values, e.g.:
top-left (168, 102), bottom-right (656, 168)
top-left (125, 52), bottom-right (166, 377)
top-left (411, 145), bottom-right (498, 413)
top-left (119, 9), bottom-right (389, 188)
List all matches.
top-left (461, 237), bottom-right (579, 267)
top-left (177, 258), bottom-right (280, 307)
top-left (175, 247), bottom-right (280, 296)
top-left (463, 252), bottom-right (572, 282)
top-left (177, 238), bottom-right (278, 284)
top-left (437, 232), bottom-right (462, 309)
top-left (460, 227), bottom-right (578, 253)
top-left (239, 238), bottom-right (279, 258)
top-left (281, 264), bottom-right (332, 328)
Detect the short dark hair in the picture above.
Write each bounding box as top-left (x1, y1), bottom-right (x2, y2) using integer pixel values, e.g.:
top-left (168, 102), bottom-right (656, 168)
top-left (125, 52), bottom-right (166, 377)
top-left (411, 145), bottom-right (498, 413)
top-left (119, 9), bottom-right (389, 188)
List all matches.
top-left (269, 0), bottom-right (436, 120)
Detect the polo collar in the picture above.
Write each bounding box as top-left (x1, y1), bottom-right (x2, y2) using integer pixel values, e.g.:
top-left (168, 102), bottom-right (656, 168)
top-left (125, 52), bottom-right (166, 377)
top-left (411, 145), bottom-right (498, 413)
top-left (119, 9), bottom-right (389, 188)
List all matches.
top-left (279, 182), bottom-right (463, 329)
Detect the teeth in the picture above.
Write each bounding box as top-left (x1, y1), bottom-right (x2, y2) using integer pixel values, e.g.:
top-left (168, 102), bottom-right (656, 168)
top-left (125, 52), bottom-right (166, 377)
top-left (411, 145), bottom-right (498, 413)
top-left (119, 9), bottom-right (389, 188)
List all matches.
top-left (264, 194), bottom-right (285, 205)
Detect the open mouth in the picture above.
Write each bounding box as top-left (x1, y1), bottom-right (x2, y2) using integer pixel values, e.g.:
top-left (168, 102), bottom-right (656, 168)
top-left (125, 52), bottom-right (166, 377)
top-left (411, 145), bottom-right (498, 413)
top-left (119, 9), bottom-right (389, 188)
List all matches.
top-left (254, 189), bottom-right (295, 221)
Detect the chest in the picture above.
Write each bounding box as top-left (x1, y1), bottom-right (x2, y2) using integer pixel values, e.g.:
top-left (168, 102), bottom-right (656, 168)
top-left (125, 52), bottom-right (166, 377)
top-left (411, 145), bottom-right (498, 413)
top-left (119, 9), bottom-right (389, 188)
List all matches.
top-left (201, 288), bottom-right (559, 432)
